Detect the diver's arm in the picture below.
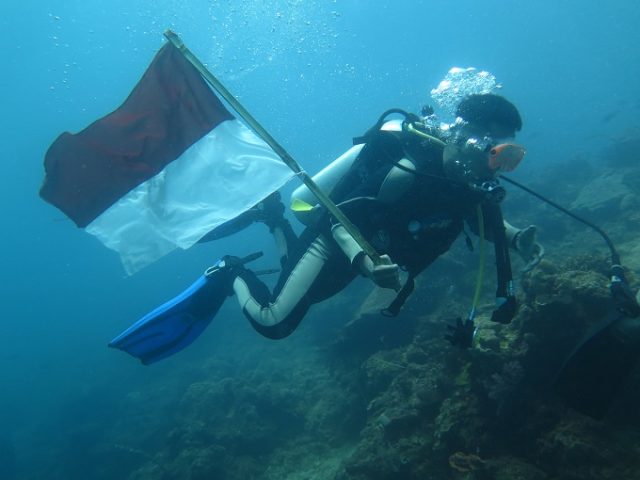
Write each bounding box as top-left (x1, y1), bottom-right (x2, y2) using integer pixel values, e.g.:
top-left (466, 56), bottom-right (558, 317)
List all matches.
top-left (506, 221), bottom-right (544, 271)
top-left (466, 217), bottom-right (528, 247)
top-left (330, 224), bottom-right (400, 290)
top-left (331, 155), bottom-right (416, 259)
top-left (331, 224), bottom-right (364, 265)
top-left (330, 159), bottom-right (415, 289)
top-left (503, 220), bottom-right (522, 246)
top-left (466, 216), bottom-right (544, 270)
top-left (331, 158), bottom-right (415, 255)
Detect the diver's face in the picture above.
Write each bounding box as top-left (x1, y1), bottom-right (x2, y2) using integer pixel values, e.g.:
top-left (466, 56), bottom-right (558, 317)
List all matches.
top-left (450, 121), bottom-right (524, 178)
top-left (443, 142), bottom-right (495, 184)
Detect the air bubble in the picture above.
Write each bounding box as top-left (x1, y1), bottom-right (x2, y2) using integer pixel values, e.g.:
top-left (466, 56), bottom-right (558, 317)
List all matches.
top-left (430, 67), bottom-right (500, 117)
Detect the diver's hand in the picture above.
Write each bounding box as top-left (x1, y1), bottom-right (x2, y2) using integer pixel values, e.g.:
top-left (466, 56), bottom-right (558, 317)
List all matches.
top-left (513, 225), bottom-right (544, 272)
top-left (358, 254), bottom-right (401, 291)
top-left (445, 318), bottom-right (476, 349)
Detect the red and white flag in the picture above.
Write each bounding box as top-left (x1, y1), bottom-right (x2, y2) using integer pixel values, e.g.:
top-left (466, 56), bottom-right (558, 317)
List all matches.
top-left (40, 43), bottom-right (294, 274)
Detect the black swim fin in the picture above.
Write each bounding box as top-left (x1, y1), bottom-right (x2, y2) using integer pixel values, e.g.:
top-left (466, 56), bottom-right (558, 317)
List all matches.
top-left (109, 252), bottom-right (262, 365)
top-left (554, 310), bottom-right (640, 419)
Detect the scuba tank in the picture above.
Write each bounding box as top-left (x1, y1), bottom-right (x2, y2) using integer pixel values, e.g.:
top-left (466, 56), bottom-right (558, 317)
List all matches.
top-left (290, 144), bottom-right (364, 225)
top-left (290, 119), bottom-right (405, 225)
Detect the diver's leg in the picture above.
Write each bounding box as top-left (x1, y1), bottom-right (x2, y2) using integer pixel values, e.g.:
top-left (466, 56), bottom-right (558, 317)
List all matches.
top-left (232, 234), bottom-right (355, 339)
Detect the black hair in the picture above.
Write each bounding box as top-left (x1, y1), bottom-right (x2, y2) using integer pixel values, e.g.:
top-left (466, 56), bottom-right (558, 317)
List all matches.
top-left (455, 93), bottom-right (522, 134)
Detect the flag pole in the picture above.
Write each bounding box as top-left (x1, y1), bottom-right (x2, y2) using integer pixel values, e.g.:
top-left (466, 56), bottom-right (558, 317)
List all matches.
top-left (163, 29), bottom-right (381, 263)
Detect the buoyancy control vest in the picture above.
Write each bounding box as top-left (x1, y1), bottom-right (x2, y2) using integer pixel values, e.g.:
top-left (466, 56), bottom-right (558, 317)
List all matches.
top-left (291, 109), bottom-right (516, 320)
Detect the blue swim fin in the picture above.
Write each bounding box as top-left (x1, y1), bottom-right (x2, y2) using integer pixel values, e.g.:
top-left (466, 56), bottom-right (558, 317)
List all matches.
top-left (109, 252), bottom-right (262, 365)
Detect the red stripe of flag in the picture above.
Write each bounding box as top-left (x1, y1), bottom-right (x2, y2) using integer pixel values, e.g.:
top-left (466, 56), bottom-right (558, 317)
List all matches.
top-left (40, 42), bottom-right (234, 227)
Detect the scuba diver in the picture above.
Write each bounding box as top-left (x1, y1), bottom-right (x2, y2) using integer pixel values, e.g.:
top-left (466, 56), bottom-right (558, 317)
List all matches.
top-left (225, 93), bottom-right (542, 341)
top-left (110, 92), bottom-right (543, 361)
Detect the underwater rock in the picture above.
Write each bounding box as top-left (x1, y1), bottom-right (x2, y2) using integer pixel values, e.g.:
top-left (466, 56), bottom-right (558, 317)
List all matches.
top-left (448, 451), bottom-right (486, 474)
top-left (433, 392), bottom-right (488, 452)
top-left (570, 170), bottom-right (635, 217)
top-left (623, 241), bottom-right (640, 272)
top-left (303, 385), bottom-right (365, 442)
top-left (265, 442), bottom-right (355, 480)
top-left (136, 350), bottom-right (369, 480)
top-left (474, 325), bottom-right (502, 351)
top-left (339, 419), bottom-right (435, 480)
top-left (361, 346), bottom-right (446, 415)
top-left (600, 130), bottom-right (640, 168)
top-left (533, 415), bottom-right (640, 479)
top-left (538, 417), bottom-right (605, 467)
top-left (158, 444), bottom-right (249, 480)
top-left (169, 378), bottom-right (307, 457)
top-left (521, 256), bottom-right (610, 323)
top-left (332, 309), bottom-right (418, 364)
top-left (482, 360), bottom-right (525, 414)
top-left (481, 455), bottom-right (548, 480)
top-left (361, 350), bottom-right (407, 395)
top-left (337, 342), bottom-right (452, 479)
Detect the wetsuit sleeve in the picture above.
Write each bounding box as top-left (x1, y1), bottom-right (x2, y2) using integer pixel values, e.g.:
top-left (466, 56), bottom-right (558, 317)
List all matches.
top-left (331, 224), bottom-right (363, 266)
top-left (465, 215), bottom-right (519, 247)
top-left (331, 157), bottom-right (417, 266)
top-left (503, 220), bottom-right (521, 247)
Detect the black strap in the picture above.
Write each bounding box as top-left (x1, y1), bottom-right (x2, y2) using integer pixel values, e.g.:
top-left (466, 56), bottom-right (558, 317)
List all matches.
top-left (482, 203), bottom-right (517, 324)
top-left (485, 204), bottom-right (512, 296)
top-left (353, 108), bottom-right (420, 145)
top-left (381, 272), bottom-right (416, 317)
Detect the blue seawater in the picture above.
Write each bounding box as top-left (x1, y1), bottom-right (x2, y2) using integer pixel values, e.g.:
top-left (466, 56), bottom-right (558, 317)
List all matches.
top-left (1, 1), bottom-right (639, 479)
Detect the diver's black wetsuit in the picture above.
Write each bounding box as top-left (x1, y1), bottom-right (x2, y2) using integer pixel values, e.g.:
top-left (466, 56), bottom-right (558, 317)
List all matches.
top-left (232, 125), bottom-right (494, 339)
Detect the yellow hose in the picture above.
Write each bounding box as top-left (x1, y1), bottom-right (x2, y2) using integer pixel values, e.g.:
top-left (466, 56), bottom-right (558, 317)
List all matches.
top-left (405, 123), bottom-right (447, 148)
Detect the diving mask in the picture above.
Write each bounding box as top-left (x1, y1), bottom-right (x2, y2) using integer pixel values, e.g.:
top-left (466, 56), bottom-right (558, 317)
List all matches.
top-left (463, 135), bottom-right (526, 173)
top-left (443, 135), bottom-right (524, 202)
top-left (488, 143), bottom-right (526, 172)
